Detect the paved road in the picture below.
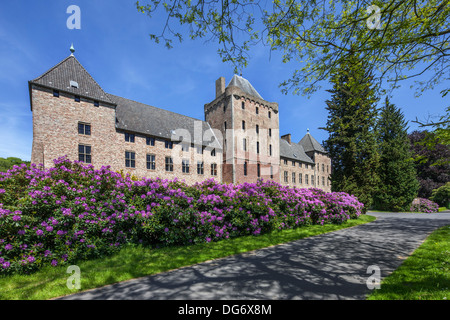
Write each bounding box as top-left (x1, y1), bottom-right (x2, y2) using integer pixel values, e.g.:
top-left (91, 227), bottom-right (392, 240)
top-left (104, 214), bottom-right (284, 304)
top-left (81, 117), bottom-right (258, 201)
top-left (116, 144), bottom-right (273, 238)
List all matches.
top-left (59, 212), bottom-right (450, 300)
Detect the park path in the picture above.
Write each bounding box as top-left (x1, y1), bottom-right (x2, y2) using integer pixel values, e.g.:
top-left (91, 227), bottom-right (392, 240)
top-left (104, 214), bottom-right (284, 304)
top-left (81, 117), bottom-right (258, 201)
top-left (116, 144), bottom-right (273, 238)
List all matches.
top-left (58, 212), bottom-right (450, 300)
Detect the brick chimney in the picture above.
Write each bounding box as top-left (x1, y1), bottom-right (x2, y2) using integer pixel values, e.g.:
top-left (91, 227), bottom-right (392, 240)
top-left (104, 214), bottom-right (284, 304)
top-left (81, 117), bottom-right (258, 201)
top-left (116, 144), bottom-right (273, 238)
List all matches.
top-left (281, 133), bottom-right (291, 144)
top-left (215, 77), bottom-right (225, 98)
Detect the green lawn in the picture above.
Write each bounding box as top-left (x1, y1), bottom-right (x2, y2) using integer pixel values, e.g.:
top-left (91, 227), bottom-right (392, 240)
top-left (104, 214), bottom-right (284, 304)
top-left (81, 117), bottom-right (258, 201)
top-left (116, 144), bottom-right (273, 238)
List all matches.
top-left (0, 214), bottom-right (375, 300)
top-left (367, 224), bottom-right (450, 300)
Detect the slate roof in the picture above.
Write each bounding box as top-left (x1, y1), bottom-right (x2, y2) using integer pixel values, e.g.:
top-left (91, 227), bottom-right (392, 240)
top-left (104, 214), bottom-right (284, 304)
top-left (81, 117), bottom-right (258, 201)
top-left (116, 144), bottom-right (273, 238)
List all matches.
top-left (279, 139), bottom-right (315, 164)
top-left (227, 74), bottom-right (263, 100)
top-left (109, 94), bottom-right (221, 149)
top-left (298, 132), bottom-right (326, 153)
top-left (29, 55), bottom-right (114, 106)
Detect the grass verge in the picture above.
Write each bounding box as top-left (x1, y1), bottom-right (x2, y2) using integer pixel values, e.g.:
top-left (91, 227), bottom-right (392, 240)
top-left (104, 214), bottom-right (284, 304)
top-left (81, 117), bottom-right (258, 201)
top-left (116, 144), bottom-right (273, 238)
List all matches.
top-left (1, 214), bottom-right (375, 300)
top-left (367, 224), bottom-right (450, 300)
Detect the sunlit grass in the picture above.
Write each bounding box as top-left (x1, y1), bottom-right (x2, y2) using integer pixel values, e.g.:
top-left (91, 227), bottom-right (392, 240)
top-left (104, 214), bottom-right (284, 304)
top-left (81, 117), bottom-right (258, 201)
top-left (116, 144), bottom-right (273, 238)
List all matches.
top-left (0, 214), bottom-right (375, 300)
top-left (367, 224), bottom-right (450, 300)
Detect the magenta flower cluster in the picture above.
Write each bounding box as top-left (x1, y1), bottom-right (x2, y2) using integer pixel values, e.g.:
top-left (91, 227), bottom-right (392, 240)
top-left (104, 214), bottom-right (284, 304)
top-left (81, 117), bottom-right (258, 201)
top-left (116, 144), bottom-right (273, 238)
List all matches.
top-left (409, 198), bottom-right (439, 213)
top-left (0, 156), bottom-right (364, 275)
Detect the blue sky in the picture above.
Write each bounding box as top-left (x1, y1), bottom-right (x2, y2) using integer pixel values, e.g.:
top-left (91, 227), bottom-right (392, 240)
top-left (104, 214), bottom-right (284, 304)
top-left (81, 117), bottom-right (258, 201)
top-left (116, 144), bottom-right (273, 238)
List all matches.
top-left (0, 1), bottom-right (447, 161)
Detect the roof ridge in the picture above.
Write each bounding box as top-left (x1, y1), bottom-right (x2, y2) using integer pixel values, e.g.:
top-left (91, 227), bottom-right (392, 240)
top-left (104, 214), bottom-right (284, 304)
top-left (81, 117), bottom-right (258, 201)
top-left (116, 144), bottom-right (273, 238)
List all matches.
top-left (108, 93), bottom-right (207, 123)
top-left (72, 56), bottom-right (112, 103)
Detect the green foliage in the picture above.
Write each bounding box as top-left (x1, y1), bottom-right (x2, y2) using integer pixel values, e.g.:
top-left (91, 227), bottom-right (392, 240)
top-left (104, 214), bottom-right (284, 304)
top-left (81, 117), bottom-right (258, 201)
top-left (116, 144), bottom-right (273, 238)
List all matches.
top-left (373, 98), bottom-right (420, 211)
top-left (430, 182), bottom-right (450, 208)
top-left (322, 50), bottom-right (380, 209)
top-left (0, 157), bottom-right (30, 173)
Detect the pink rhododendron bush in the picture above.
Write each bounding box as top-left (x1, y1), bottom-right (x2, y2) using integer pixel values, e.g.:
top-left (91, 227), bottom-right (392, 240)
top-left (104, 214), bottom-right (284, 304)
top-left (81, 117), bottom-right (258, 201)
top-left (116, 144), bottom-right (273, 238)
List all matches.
top-left (0, 157), bottom-right (364, 275)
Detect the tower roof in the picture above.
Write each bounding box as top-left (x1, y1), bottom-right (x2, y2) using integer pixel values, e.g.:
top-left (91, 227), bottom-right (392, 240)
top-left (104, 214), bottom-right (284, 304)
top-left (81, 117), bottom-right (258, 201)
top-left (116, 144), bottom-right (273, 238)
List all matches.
top-left (298, 131), bottom-right (326, 153)
top-left (227, 74), bottom-right (263, 100)
top-left (29, 55), bottom-right (114, 107)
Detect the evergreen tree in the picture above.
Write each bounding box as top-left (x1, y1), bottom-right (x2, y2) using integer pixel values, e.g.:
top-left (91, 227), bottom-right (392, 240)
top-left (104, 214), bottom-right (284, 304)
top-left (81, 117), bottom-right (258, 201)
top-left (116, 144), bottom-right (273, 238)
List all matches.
top-left (374, 98), bottom-right (419, 211)
top-left (322, 51), bottom-right (380, 210)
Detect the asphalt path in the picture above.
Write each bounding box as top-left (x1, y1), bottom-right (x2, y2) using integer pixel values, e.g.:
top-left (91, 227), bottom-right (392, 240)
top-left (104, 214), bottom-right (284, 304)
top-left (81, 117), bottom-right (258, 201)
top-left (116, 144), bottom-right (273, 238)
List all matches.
top-left (58, 211), bottom-right (450, 300)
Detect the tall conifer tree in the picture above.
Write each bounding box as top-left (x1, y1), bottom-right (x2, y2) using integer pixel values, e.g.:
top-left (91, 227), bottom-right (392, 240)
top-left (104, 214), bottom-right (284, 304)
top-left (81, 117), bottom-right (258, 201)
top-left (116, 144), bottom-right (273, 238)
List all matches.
top-left (323, 51), bottom-right (380, 210)
top-left (374, 98), bottom-right (420, 211)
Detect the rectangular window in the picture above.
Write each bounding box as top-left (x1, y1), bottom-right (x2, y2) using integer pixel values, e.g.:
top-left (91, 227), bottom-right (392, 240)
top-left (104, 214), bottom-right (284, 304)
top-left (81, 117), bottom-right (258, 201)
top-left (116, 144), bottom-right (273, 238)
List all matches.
top-left (53, 90), bottom-right (59, 97)
top-left (256, 125), bottom-right (259, 135)
top-left (269, 128), bottom-right (272, 137)
top-left (244, 161), bottom-right (248, 176)
top-left (165, 140), bottom-right (173, 149)
top-left (94, 101), bottom-right (99, 107)
top-left (268, 111), bottom-right (271, 118)
top-left (322, 176), bottom-right (325, 186)
top-left (146, 154), bottom-right (156, 170)
top-left (305, 174), bottom-right (309, 185)
top-left (242, 101), bottom-right (245, 109)
top-left (211, 163), bottom-right (217, 176)
top-left (197, 161), bottom-right (204, 175)
top-left (257, 163), bottom-right (261, 178)
top-left (292, 172), bottom-right (296, 183)
top-left (74, 95), bottom-right (80, 102)
top-left (270, 166), bottom-right (273, 179)
top-left (299, 173), bottom-right (302, 184)
top-left (256, 106), bottom-right (259, 114)
top-left (125, 151), bottom-right (135, 168)
top-left (211, 148), bottom-right (216, 156)
top-left (146, 137), bottom-right (155, 146)
top-left (165, 157), bottom-right (173, 172)
top-left (292, 161), bottom-right (295, 166)
top-left (224, 121), bottom-right (227, 130)
top-left (284, 171), bottom-right (288, 183)
top-left (299, 163), bottom-right (302, 168)
top-left (182, 159), bottom-right (190, 173)
top-left (305, 164), bottom-right (309, 169)
top-left (284, 159), bottom-right (288, 165)
top-left (257, 141), bottom-right (260, 154)
top-left (312, 175), bottom-right (315, 186)
top-left (78, 122), bottom-right (91, 135)
top-left (125, 132), bottom-right (135, 143)
top-left (78, 123), bottom-right (91, 135)
top-left (243, 138), bottom-right (247, 151)
top-left (78, 144), bottom-right (91, 164)
top-left (269, 144), bottom-right (272, 156)
top-left (242, 120), bottom-right (245, 130)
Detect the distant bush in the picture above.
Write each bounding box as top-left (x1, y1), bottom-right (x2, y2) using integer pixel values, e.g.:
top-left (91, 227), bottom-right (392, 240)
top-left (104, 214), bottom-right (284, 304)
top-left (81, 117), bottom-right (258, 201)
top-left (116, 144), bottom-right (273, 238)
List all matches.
top-left (0, 157), bottom-right (30, 173)
top-left (430, 182), bottom-right (450, 208)
top-left (409, 198), bottom-right (439, 213)
top-left (0, 156), bottom-right (364, 275)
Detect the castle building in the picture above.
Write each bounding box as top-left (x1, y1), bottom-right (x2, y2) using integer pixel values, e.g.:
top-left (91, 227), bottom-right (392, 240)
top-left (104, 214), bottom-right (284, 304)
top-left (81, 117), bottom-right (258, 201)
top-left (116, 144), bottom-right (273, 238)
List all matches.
top-left (28, 50), bottom-right (331, 191)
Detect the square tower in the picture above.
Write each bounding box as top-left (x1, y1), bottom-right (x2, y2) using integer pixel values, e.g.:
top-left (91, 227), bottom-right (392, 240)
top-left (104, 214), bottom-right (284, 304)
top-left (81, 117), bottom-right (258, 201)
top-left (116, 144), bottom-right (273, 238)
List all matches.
top-left (205, 75), bottom-right (280, 184)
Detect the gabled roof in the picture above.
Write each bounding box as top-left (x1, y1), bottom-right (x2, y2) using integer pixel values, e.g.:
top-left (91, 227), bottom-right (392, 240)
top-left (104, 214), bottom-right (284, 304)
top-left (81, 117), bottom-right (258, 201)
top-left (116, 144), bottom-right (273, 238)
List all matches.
top-left (29, 55), bottom-right (114, 106)
top-left (109, 94), bottom-right (221, 149)
top-left (227, 74), bottom-right (263, 100)
top-left (279, 139), bottom-right (315, 164)
top-left (298, 131), bottom-right (326, 153)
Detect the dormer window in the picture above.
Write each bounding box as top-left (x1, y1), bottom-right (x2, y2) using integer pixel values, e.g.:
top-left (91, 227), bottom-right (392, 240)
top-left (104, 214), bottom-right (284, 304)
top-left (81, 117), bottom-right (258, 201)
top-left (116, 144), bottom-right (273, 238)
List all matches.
top-left (70, 80), bottom-right (79, 88)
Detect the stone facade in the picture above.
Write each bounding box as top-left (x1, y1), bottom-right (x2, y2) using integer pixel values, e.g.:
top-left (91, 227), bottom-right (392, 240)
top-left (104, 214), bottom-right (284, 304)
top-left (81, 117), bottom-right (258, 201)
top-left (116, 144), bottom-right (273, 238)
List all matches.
top-left (29, 54), bottom-right (331, 190)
